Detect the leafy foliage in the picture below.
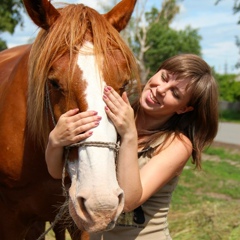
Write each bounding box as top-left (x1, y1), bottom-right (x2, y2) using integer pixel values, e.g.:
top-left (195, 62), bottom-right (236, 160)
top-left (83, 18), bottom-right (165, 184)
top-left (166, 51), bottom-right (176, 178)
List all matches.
top-left (216, 73), bottom-right (240, 101)
top-left (216, 0), bottom-right (240, 69)
top-left (120, 0), bottom-right (203, 83)
top-left (0, 0), bottom-right (24, 50)
top-left (0, 0), bottom-right (24, 33)
top-left (233, 0), bottom-right (240, 23)
top-left (0, 40), bottom-right (8, 51)
top-left (145, 23), bottom-right (202, 76)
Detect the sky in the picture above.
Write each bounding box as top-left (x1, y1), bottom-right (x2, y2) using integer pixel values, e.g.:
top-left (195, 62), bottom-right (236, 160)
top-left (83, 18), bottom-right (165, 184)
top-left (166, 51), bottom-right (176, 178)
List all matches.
top-left (1, 0), bottom-right (239, 74)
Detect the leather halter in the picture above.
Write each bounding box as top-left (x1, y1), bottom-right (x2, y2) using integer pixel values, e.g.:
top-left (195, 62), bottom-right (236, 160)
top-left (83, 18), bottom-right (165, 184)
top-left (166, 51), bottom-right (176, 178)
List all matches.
top-left (40, 81), bottom-right (129, 240)
top-left (37, 83), bottom-right (121, 240)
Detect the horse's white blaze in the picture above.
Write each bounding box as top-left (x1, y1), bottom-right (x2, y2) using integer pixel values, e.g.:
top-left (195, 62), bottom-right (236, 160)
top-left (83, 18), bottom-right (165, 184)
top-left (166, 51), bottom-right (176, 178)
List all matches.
top-left (67, 42), bottom-right (124, 232)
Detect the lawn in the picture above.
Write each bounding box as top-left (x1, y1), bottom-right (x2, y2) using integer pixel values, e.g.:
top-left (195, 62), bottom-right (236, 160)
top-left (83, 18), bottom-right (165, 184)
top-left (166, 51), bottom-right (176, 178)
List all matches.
top-left (168, 145), bottom-right (240, 240)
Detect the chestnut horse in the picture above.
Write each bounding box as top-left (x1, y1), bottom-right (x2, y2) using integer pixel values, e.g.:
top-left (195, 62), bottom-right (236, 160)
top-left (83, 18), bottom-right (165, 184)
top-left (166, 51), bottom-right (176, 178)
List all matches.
top-left (0, 0), bottom-right (139, 239)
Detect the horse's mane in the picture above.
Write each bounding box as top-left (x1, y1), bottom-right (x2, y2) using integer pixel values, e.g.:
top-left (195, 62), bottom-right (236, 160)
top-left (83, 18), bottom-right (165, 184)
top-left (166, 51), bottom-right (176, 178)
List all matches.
top-left (27, 4), bottom-right (140, 148)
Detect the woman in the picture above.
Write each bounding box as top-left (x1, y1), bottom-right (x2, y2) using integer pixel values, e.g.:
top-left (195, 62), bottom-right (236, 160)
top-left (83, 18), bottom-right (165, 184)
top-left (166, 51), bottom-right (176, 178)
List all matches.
top-left (46, 54), bottom-right (219, 239)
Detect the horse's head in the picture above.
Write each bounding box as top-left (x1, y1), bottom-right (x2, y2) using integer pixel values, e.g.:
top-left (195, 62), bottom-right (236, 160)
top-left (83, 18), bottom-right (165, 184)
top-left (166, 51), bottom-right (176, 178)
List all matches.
top-left (23, 0), bottom-right (139, 233)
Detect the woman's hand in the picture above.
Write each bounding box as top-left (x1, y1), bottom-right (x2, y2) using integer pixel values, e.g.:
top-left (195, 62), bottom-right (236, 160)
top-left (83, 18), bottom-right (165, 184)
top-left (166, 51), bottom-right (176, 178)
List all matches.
top-left (45, 109), bottom-right (101, 179)
top-left (49, 108), bottom-right (102, 148)
top-left (103, 86), bottom-right (137, 139)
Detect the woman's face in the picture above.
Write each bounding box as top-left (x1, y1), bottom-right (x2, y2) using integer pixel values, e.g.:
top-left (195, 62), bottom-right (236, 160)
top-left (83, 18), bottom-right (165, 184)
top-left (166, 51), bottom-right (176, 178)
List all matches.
top-left (140, 69), bottom-right (193, 118)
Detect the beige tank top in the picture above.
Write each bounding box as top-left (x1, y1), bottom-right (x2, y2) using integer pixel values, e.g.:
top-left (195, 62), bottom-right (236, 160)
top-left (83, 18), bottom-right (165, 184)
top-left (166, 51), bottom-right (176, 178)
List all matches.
top-left (90, 137), bottom-right (179, 240)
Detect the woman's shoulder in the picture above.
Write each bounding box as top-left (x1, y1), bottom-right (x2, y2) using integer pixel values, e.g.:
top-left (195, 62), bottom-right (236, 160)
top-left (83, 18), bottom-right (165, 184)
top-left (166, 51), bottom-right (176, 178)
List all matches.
top-left (148, 133), bottom-right (193, 167)
top-left (139, 132), bottom-right (192, 163)
top-left (164, 132), bottom-right (192, 153)
top-left (152, 132), bottom-right (192, 150)
top-left (150, 133), bottom-right (192, 176)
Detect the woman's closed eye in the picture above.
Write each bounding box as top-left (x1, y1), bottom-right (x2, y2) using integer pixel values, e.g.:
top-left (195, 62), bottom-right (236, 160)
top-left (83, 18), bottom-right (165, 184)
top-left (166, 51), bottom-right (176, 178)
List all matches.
top-left (171, 88), bottom-right (180, 99)
top-left (161, 72), bottom-right (168, 82)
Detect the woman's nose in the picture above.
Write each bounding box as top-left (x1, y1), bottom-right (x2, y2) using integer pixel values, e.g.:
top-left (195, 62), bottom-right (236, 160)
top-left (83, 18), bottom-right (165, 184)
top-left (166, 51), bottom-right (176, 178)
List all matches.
top-left (156, 85), bottom-right (166, 96)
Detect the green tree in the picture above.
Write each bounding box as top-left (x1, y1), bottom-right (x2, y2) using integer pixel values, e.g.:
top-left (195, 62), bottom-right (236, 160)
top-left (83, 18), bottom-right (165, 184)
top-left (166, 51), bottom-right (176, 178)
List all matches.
top-left (0, 0), bottom-right (24, 50)
top-left (145, 23), bottom-right (201, 76)
top-left (216, 73), bottom-right (240, 102)
top-left (216, 0), bottom-right (240, 22)
top-left (128, 0), bottom-right (184, 83)
top-left (216, 0), bottom-right (240, 69)
top-left (0, 40), bottom-right (7, 51)
top-left (230, 0), bottom-right (240, 69)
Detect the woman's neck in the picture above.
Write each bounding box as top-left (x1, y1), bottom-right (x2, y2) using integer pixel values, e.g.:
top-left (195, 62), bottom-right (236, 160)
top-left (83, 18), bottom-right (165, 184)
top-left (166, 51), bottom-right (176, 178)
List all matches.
top-left (136, 108), bottom-right (171, 132)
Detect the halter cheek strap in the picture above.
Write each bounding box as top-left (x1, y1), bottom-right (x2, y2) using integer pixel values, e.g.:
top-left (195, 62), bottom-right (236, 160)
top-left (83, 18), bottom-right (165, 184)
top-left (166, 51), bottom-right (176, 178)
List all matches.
top-left (45, 83), bottom-right (57, 126)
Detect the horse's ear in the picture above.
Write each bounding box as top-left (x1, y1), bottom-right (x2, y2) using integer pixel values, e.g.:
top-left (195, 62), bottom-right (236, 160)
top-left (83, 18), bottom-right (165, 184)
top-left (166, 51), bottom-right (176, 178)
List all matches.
top-left (23, 0), bottom-right (60, 30)
top-left (103, 0), bottom-right (137, 32)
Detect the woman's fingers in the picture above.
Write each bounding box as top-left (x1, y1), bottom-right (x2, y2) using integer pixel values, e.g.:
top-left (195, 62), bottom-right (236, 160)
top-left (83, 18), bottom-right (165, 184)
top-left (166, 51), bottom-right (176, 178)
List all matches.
top-left (74, 117), bottom-right (101, 135)
top-left (62, 108), bottom-right (80, 117)
top-left (64, 109), bottom-right (97, 123)
top-left (59, 110), bottom-right (100, 129)
top-left (74, 111), bottom-right (100, 126)
top-left (70, 130), bottom-right (94, 143)
top-left (121, 91), bottom-right (130, 105)
top-left (103, 86), bottom-right (124, 112)
top-left (52, 110), bottom-right (102, 147)
top-left (103, 86), bottom-right (136, 138)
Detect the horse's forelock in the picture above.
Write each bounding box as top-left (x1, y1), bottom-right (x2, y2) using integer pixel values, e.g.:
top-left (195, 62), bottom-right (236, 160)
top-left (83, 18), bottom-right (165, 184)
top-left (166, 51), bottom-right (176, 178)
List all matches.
top-left (28, 3), bottom-right (140, 148)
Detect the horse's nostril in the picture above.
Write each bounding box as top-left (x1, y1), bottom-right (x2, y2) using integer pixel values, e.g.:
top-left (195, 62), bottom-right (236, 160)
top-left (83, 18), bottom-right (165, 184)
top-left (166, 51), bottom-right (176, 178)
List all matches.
top-left (118, 192), bottom-right (124, 203)
top-left (106, 220), bottom-right (115, 231)
top-left (115, 191), bottom-right (125, 216)
top-left (78, 197), bottom-right (91, 221)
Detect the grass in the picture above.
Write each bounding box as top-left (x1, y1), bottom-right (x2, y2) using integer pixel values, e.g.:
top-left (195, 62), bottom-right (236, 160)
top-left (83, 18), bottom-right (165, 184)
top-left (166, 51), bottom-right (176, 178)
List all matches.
top-left (45, 146), bottom-right (240, 240)
top-left (45, 223), bottom-right (71, 240)
top-left (168, 146), bottom-right (240, 240)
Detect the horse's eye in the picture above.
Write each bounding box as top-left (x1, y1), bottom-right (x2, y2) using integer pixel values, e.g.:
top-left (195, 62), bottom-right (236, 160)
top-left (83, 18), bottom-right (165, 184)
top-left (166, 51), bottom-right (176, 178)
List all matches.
top-left (49, 79), bottom-right (60, 90)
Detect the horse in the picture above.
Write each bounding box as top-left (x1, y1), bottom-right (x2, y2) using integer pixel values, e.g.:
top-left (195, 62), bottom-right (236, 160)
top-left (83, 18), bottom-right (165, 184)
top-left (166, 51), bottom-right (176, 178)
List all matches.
top-left (0, 0), bottom-right (140, 239)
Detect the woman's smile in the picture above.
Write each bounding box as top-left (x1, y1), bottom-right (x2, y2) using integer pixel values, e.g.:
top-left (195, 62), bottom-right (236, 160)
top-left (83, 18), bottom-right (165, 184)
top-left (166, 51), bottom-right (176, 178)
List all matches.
top-left (147, 90), bottom-right (161, 105)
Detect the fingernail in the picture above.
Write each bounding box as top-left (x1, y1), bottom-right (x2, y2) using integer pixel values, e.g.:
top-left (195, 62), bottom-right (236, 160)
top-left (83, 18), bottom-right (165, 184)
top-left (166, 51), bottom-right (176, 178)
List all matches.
top-left (103, 94), bottom-right (107, 99)
top-left (94, 121), bottom-right (100, 126)
top-left (105, 106), bottom-right (109, 111)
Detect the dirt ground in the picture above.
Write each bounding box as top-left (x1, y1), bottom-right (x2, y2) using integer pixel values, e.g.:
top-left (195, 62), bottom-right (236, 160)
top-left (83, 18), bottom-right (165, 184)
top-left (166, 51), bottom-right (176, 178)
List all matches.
top-left (211, 141), bottom-right (240, 154)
